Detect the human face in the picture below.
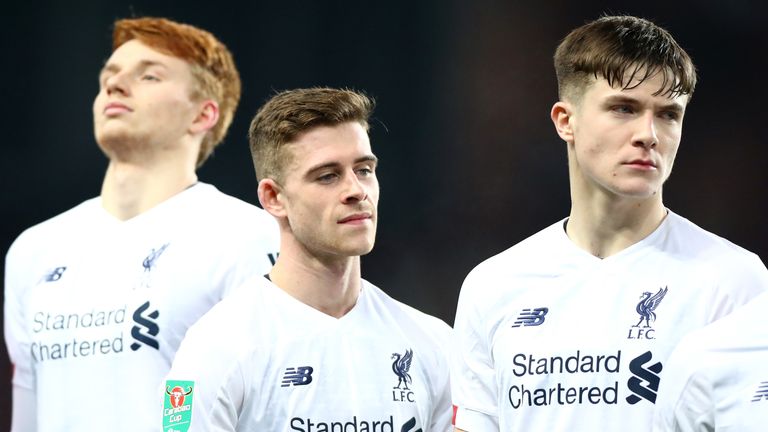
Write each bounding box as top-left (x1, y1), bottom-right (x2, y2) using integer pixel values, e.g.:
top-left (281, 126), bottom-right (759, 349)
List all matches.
top-left (564, 73), bottom-right (688, 200)
top-left (93, 40), bottom-right (201, 160)
top-left (277, 122), bottom-right (379, 260)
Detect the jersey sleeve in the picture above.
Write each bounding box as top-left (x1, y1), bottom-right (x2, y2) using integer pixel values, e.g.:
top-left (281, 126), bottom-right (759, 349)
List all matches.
top-left (426, 320), bottom-right (455, 432)
top-left (4, 236), bottom-right (37, 420)
top-left (450, 268), bottom-right (500, 431)
top-left (652, 340), bottom-right (714, 432)
top-left (162, 312), bottom-right (244, 432)
top-left (10, 386), bottom-right (37, 432)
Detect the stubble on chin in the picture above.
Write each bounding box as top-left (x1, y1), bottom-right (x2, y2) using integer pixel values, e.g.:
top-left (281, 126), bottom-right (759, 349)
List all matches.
top-left (95, 128), bottom-right (152, 163)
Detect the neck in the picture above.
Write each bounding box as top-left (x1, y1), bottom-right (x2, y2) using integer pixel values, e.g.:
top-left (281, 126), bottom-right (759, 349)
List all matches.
top-left (269, 239), bottom-right (362, 319)
top-left (100, 156), bottom-right (198, 221)
top-left (567, 180), bottom-right (667, 259)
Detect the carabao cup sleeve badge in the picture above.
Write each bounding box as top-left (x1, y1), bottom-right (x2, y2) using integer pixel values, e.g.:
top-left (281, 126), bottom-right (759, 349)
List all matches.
top-left (163, 380), bottom-right (194, 432)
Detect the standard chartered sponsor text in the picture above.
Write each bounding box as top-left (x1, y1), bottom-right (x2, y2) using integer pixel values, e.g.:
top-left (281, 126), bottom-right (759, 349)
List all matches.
top-left (508, 350), bottom-right (621, 408)
top-left (291, 415), bottom-right (394, 432)
top-left (30, 305), bottom-right (126, 362)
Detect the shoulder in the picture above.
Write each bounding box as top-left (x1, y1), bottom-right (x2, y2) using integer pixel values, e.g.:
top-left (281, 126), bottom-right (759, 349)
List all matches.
top-left (460, 220), bottom-right (566, 299)
top-left (191, 184), bottom-right (272, 221)
top-left (663, 212), bottom-right (768, 286)
top-left (187, 184), bottom-right (279, 243)
top-left (363, 281), bottom-right (452, 346)
top-left (6, 198), bottom-right (99, 262)
top-left (665, 212), bottom-right (762, 263)
top-left (187, 280), bottom-right (265, 340)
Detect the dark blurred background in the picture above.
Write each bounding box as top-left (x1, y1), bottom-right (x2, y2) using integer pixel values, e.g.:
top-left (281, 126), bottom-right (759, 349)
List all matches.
top-left (2, 0), bottom-right (766, 426)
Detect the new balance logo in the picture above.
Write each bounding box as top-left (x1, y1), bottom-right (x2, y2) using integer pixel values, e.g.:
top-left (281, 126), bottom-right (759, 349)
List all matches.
top-left (130, 301), bottom-right (160, 351)
top-left (511, 307), bottom-right (549, 327)
top-left (626, 351), bottom-right (662, 404)
top-left (42, 266), bottom-right (67, 282)
top-left (401, 417), bottom-right (422, 432)
top-left (281, 366), bottom-right (314, 387)
top-left (751, 381), bottom-right (768, 402)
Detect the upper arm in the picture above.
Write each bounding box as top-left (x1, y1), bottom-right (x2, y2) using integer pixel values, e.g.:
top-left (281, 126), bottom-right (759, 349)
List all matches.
top-left (5, 239), bottom-right (38, 428)
top-left (10, 385), bottom-right (37, 432)
top-left (163, 318), bottom-right (243, 432)
top-left (450, 271), bottom-right (500, 430)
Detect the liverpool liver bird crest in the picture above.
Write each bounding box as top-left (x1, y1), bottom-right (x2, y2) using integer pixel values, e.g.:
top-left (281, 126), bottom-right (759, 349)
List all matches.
top-left (392, 349), bottom-right (413, 390)
top-left (634, 287), bottom-right (668, 328)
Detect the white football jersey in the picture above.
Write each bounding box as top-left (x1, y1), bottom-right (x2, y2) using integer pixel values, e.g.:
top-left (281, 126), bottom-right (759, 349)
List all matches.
top-left (163, 276), bottom-right (453, 432)
top-left (4, 183), bottom-right (279, 432)
top-left (652, 292), bottom-right (768, 431)
top-left (452, 211), bottom-right (768, 431)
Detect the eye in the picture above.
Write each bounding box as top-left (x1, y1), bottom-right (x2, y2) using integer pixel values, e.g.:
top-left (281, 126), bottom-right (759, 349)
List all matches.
top-left (356, 166), bottom-right (375, 177)
top-left (611, 105), bottom-right (634, 114)
top-left (141, 74), bottom-right (160, 82)
top-left (316, 172), bottom-right (338, 184)
top-left (659, 110), bottom-right (680, 121)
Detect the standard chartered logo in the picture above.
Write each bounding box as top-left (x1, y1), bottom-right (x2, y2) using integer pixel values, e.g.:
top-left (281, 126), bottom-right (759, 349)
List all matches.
top-left (28, 300), bottom-right (160, 362)
top-left (130, 301), bottom-right (160, 351)
top-left (506, 350), bottom-right (665, 409)
top-left (625, 351), bottom-right (662, 404)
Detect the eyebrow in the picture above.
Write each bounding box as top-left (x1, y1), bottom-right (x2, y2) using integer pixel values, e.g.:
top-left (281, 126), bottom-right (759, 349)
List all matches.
top-left (603, 95), bottom-right (685, 113)
top-left (99, 59), bottom-right (168, 78)
top-left (304, 154), bottom-right (378, 177)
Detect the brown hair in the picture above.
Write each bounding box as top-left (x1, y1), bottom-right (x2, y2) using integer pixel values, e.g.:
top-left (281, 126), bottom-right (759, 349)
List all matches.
top-left (248, 87), bottom-right (375, 182)
top-left (554, 15), bottom-right (697, 103)
top-left (113, 17), bottom-right (241, 167)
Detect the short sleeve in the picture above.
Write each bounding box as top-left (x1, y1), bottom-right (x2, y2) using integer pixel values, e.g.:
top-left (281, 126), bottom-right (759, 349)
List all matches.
top-left (4, 237), bottom-right (36, 393)
top-left (162, 312), bottom-right (243, 432)
top-left (450, 268), bottom-right (499, 431)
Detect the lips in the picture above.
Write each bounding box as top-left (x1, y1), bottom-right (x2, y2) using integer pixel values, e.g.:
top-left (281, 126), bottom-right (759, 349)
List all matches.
top-left (625, 159), bottom-right (657, 168)
top-left (103, 101), bottom-right (132, 115)
top-left (338, 213), bottom-right (372, 224)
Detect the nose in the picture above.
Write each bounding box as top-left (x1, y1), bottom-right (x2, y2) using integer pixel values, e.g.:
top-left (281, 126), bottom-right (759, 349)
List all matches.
top-left (633, 111), bottom-right (658, 149)
top-left (104, 72), bottom-right (129, 96)
top-left (341, 172), bottom-right (368, 204)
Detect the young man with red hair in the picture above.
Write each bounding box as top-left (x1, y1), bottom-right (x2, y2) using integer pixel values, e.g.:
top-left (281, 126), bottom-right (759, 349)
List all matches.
top-left (4, 17), bottom-right (278, 431)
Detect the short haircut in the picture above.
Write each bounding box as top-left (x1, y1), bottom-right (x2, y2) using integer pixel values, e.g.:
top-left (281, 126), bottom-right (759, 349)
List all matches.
top-left (248, 87), bottom-right (375, 182)
top-left (554, 15), bottom-right (697, 103)
top-left (113, 17), bottom-right (241, 167)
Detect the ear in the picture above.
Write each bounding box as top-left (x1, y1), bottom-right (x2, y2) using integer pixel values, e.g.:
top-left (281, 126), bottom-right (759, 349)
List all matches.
top-left (190, 100), bottom-right (220, 135)
top-left (551, 101), bottom-right (575, 144)
top-left (258, 178), bottom-right (287, 218)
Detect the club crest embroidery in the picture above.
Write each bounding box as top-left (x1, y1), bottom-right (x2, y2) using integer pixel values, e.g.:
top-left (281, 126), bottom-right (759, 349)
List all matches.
top-left (140, 243), bottom-right (169, 288)
top-left (392, 349), bottom-right (415, 402)
top-left (628, 287), bottom-right (668, 340)
top-left (163, 380), bottom-right (194, 432)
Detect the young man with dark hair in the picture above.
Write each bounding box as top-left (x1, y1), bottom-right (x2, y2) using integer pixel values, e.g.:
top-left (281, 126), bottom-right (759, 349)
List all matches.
top-left (451, 15), bottom-right (768, 431)
top-left (4, 17), bottom-right (278, 431)
top-left (163, 87), bottom-right (453, 432)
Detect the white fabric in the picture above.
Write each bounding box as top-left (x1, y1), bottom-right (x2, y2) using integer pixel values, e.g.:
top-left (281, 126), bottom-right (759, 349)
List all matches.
top-left (4, 183), bottom-right (279, 432)
top-left (652, 292), bottom-right (768, 431)
top-left (451, 211), bottom-right (768, 431)
top-left (164, 276), bottom-right (453, 432)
